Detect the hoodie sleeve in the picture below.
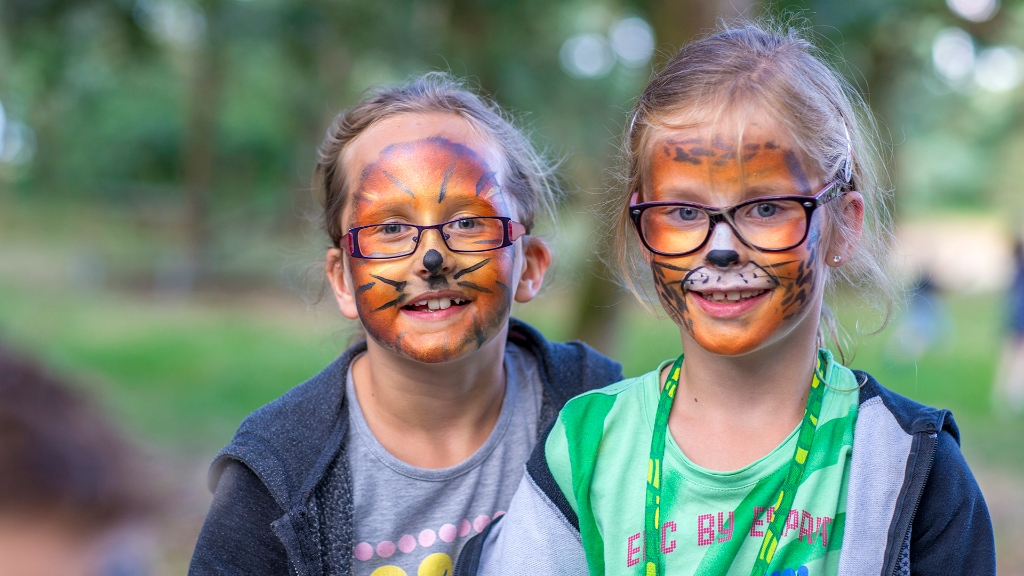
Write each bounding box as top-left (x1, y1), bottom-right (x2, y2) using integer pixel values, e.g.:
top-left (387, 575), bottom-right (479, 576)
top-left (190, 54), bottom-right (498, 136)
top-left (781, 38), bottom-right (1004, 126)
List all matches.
top-left (188, 459), bottom-right (291, 576)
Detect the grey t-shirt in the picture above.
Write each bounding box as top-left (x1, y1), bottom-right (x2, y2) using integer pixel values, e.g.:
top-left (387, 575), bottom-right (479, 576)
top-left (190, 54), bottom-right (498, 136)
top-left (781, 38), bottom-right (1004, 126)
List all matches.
top-left (346, 343), bottom-right (543, 576)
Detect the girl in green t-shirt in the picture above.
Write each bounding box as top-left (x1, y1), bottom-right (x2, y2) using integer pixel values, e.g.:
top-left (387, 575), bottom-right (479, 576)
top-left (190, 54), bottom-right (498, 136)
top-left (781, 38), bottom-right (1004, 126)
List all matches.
top-left (461, 19), bottom-right (994, 576)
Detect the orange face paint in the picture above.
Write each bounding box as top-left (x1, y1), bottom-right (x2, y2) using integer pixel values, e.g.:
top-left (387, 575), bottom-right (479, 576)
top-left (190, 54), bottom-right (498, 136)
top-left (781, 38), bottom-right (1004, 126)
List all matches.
top-left (346, 136), bottom-right (518, 363)
top-left (644, 126), bottom-right (826, 356)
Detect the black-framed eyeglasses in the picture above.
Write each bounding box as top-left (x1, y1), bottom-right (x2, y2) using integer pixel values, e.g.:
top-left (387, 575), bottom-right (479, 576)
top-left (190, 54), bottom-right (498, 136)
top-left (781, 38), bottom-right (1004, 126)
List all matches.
top-left (629, 180), bottom-right (846, 257)
top-left (346, 216), bottom-right (527, 259)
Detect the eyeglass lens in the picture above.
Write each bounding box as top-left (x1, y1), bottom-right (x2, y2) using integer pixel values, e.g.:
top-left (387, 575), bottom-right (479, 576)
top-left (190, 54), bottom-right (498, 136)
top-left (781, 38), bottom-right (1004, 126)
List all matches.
top-left (640, 199), bottom-right (809, 254)
top-left (357, 217), bottom-right (506, 257)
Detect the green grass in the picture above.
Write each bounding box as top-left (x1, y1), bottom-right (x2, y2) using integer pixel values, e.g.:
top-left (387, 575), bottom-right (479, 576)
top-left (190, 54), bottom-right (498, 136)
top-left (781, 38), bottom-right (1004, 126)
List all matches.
top-left (0, 283), bottom-right (350, 452)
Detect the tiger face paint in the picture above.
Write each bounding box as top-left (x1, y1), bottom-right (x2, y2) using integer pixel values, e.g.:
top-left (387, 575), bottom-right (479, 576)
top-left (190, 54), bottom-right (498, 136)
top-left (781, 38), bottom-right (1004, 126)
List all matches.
top-left (644, 121), bottom-right (828, 356)
top-left (339, 121), bottom-right (521, 364)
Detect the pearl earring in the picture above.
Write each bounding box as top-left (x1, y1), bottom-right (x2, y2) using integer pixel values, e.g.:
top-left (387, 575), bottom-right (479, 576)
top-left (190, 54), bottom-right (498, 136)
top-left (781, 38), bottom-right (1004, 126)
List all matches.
top-left (832, 255), bottom-right (842, 263)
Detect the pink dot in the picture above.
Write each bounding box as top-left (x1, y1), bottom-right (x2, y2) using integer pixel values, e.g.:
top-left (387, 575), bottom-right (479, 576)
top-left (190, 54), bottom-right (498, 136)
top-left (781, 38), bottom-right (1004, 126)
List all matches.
top-left (493, 510), bottom-right (506, 519)
top-left (354, 542), bottom-right (373, 561)
top-left (376, 541), bottom-right (396, 558)
top-left (419, 529), bottom-right (437, 547)
top-left (398, 534), bottom-right (416, 553)
top-left (473, 515), bottom-right (491, 533)
top-left (458, 519), bottom-right (471, 537)
top-left (439, 524), bottom-right (457, 543)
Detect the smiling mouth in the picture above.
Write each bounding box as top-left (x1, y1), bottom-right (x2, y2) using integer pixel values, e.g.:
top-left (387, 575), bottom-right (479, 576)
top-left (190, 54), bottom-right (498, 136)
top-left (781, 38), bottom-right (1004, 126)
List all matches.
top-left (691, 289), bottom-right (769, 303)
top-left (403, 296), bottom-right (471, 312)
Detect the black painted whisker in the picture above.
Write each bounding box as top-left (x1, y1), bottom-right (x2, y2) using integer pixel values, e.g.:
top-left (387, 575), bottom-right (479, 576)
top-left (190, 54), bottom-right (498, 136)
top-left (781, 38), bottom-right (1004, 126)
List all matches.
top-left (370, 274), bottom-right (407, 291)
top-left (374, 299), bottom-right (399, 311)
top-left (458, 281), bottom-right (492, 294)
top-left (454, 258), bottom-right (490, 279)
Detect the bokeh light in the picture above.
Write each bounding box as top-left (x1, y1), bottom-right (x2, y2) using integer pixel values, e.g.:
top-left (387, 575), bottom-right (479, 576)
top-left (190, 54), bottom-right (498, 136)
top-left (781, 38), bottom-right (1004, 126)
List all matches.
top-left (932, 27), bottom-right (976, 85)
top-left (946, 0), bottom-right (1000, 22)
top-left (609, 17), bottom-right (655, 68)
top-left (132, 0), bottom-right (206, 46)
top-left (974, 46), bottom-right (1024, 92)
top-left (0, 100), bottom-right (34, 165)
top-left (560, 33), bottom-right (615, 79)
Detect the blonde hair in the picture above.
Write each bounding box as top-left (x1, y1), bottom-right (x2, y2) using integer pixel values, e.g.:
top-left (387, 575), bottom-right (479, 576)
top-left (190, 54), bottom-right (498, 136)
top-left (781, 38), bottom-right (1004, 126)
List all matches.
top-left (314, 72), bottom-right (561, 247)
top-left (614, 20), bottom-right (900, 360)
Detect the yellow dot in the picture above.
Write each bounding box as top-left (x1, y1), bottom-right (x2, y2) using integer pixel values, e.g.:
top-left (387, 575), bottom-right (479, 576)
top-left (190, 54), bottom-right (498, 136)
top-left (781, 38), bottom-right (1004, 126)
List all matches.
top-left (371, 567), bottom-right (407, 576)
top-left (418, 553), bottom-right (453, 576)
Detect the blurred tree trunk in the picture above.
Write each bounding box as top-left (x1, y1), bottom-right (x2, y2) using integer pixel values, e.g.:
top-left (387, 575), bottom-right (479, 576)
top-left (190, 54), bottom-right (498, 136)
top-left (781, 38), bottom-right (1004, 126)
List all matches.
top-left (281, 36), bottom-right (352, 236)
top-left (568, 0), bottom-right (753, 355)
top-left (183, 19), bottom-right (225, 285)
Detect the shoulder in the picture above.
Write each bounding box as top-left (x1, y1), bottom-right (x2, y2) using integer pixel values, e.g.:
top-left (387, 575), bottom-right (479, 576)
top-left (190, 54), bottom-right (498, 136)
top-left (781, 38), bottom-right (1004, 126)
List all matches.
top-left (561, 373), bottom-right (648, 417)
top-left (507, 318), bottom-right (623, 407)
top-left (208, 341), bottom-right (367, 507)
top-left (552, 369), bottom-right (658, 465)
top-left (853, 370), bottom-right (959, 442)
top-left (843, 370), bottom-right (993, 575)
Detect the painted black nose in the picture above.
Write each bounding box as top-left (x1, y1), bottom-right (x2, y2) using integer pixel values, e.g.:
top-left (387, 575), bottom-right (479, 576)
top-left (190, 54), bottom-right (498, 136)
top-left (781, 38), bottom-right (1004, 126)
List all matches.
top-left (423, 249), bottom-right (444, 275)
top-left (706, 249), bottom-right (739, 268)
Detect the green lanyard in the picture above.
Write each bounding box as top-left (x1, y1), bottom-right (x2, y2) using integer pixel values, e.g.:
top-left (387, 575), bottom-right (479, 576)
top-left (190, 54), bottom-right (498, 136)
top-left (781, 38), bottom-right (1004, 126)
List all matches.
top-left (644, 351), bottom-right (828, 576)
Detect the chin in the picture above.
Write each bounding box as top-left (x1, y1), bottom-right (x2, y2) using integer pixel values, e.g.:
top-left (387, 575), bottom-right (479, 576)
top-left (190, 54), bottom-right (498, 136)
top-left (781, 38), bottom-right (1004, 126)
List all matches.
top-left (685, 320), bottom-right (780, 357)
top-left (691, 335), bottom-right (764, 356)
top-left (369, 329), bottom-right (486, 364)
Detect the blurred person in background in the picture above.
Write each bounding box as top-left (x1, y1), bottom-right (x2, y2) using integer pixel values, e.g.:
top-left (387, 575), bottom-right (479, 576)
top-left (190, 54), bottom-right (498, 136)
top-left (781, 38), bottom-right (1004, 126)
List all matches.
top-left (883, 272), bottom-right (949, 365)
top-left (993, 236), bottom-right (1024, 415)
top-left (0, 344), bottom-right (155, 576)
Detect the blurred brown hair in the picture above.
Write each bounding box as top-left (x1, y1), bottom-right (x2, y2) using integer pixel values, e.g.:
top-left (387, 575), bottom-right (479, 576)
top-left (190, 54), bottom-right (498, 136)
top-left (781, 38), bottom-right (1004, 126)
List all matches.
top-left (0, 345), bottom-right (151, 531)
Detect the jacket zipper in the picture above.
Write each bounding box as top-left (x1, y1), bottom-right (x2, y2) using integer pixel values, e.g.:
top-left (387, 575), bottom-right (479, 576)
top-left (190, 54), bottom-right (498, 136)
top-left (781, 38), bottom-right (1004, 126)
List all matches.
top-left (888, 431), bottom-right (938, 576)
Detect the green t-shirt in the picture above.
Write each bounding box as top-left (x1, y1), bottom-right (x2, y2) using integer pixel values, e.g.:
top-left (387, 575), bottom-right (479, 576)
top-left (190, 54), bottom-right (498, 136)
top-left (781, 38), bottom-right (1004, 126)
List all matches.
top-left (546, 350), bottom-right (859, 576)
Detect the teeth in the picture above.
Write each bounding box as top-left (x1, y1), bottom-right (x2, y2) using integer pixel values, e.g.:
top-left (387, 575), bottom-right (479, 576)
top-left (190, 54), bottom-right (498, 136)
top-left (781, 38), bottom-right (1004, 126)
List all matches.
top-left (414, 297), bottom-right (468, 311)
top-left (699, 289), bottom-right (766, 302)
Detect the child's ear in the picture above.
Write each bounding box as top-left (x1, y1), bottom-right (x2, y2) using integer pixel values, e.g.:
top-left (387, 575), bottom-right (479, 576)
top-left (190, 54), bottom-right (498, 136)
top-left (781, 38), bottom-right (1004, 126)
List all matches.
top-left (826, 191), bottom-right (865, 268)
top-left (326, 248), bottom-right (361, 320)
top-left (514, 236), bottom-right (552, 303)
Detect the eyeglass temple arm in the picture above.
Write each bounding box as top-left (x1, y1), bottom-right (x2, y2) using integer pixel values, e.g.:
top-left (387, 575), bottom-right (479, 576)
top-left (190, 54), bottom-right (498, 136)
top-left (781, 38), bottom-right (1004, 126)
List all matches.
top-left (817, 181), bottom-right (845, 206)
top-left (509, 221), bottom-right (528, 241)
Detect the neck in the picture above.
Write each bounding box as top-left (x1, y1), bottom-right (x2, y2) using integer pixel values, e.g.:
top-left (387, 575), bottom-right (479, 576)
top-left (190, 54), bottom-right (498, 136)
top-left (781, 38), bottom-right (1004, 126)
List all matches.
top-left (667, 317), bottom-right (822, 471)
top-left (350, 327), bottom-right (509, 468)
top-left (677, 330), bottom-right (820, 410)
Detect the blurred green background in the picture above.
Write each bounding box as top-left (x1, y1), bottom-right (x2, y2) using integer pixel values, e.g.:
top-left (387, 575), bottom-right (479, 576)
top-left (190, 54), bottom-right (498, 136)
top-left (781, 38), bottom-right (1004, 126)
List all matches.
top-left (2, 0), bottom-right (1024, 572)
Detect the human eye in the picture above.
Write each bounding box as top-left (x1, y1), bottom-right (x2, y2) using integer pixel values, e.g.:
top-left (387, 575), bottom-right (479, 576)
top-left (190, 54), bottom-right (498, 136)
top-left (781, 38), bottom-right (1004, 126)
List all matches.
top-left (454, 218), bottom-right (477, 230)
top-left (678, 207), bottom-right (702, 221)
top-left (742, 201), bottom-right (790, 220)
top-left (368, 222), bottom-right (413, 238)
top-left (665, 206), bottom-right (705, 226)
